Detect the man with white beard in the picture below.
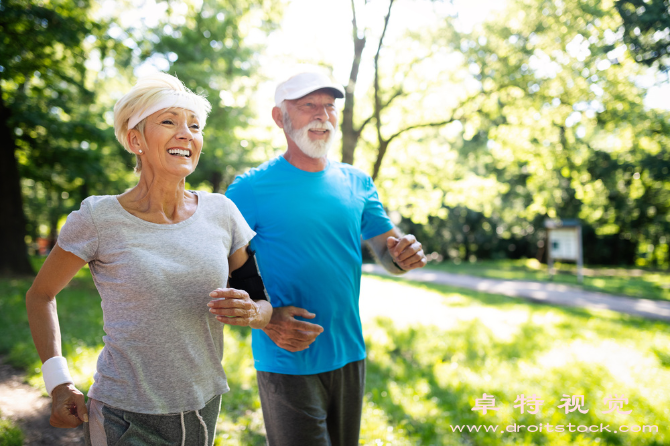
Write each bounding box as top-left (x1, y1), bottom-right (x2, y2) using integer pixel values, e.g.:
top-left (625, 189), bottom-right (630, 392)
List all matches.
top-left (225, 72), bottom-right (427, 446)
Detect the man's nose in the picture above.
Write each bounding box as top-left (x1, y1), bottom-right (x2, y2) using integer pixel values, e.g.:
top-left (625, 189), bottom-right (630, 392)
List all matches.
top-left (312, 105), bottom-right (329, 121)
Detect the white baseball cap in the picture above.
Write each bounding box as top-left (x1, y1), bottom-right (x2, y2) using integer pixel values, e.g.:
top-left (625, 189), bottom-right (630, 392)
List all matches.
top-left (274, 72), bottom-right (345, 107)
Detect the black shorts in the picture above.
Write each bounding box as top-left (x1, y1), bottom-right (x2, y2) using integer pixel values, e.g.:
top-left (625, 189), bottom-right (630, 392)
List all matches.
top-left (257, 359), bottom-right (366, 446)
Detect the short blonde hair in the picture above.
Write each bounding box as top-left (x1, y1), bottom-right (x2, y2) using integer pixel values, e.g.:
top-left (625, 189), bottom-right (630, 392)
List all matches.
top-left (113, 72), bottom-right (211, 172)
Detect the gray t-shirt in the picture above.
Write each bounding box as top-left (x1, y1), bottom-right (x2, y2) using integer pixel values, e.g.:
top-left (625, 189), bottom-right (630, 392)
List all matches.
top-left (57, 191), bottom-right (255, 414)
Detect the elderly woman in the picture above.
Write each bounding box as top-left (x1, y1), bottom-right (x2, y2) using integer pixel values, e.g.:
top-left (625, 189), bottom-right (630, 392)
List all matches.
top-left (26, 72), bottom-right (272, 446)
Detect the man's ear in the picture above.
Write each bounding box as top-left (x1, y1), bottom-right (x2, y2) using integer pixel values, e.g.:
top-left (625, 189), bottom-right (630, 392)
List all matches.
top-left (271, 106), bottom-right (284, 129)
top-left (127, 129), bottom-right (143, 154)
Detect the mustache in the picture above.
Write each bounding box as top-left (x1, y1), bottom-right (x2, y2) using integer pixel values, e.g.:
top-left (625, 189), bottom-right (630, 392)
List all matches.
top-left (305, 120), bottom-right (335, 131)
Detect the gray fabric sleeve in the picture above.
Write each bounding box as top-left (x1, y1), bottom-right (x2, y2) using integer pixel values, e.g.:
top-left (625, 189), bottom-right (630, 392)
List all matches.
top-left (226, 197), bottom-right (256, 256)
top-left (57, 199), bottom-right (99, 262)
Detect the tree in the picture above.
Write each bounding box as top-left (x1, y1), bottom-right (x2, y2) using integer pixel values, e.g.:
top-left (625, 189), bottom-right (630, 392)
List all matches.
top-left (470, 0), bottom-right (670, 266)
top-left (340, 0), bottom-right (460, 175)
top-left (337, 0), bottom-right (669, 266)
top-left (615, 0), bottom-right (670, 72)
top-left (145, 0), bottom-right (283, 192)
top-left (399, 0), bottom-right (670, 266)
top-left (0, 0), bottom-right (108, 275)
top-left (1, 0), bottom-right (285, 278)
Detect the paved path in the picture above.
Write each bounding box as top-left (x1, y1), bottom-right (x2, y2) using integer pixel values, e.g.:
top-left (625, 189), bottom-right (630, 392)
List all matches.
top-left (0, 356), bottom-right (84, 445)
top-left (362, 264), bottom-right (670, 322)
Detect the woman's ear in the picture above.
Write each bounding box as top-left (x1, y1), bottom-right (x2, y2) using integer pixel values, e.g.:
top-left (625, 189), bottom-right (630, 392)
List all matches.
top-left (127, 129), bottom-right (143, 154)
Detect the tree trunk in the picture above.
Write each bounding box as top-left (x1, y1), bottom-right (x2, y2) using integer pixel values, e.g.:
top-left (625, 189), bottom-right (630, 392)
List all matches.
top-left (211, 170), bottom-right (223, 194)
top-left (341, 0), bottom-right (367, 165)
top-left (370, 0), bottom-right (395, 180)
top-left (0, 84), bottom-right (34, 276)
top-left (371, 140), bottom-right (389, 181)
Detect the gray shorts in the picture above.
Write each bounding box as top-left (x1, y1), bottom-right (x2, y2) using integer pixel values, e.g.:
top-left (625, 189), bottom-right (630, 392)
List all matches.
top-left (83, 394), bottom-right (221, 446)
top-left (257, 359), bottom-right (366, 446)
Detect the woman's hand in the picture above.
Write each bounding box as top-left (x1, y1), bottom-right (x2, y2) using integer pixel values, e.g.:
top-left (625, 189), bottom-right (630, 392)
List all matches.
top-left (50, 383), bottom-right (88, 428)
top-left (208, 288), bottom-right (272, 329)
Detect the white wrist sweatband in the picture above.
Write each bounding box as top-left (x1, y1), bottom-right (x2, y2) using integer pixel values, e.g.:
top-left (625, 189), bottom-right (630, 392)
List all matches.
top-left (42, 356), bottom-right (74, 396)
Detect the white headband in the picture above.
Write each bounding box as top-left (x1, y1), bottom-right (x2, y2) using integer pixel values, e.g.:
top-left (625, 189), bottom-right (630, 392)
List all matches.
top-left (128, 92), bottom-right (202, 130)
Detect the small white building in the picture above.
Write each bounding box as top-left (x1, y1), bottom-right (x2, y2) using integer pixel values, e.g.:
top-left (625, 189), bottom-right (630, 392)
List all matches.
top-left (544, 219), bottom-right (583, 283)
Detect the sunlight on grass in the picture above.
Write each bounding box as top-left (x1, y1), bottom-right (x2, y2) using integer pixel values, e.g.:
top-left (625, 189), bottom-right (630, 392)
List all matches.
top-left (360, 274), bottom-right (535, 342)
top-left (360, 399), bottom-right (416, 446)
top-left (358, 275), bottom-right (670, 445)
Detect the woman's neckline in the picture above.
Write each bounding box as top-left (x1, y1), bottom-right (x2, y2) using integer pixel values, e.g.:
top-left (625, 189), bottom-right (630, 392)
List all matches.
top-left (112, 191), bottom-right (202, 228)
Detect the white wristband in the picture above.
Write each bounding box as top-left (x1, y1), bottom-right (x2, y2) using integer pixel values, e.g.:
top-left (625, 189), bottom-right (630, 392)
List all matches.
top-left (42, 356), bottom-right (74, 396)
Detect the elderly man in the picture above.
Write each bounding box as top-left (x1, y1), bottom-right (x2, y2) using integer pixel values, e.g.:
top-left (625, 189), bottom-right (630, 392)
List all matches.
top-left (225, 72), bottom-right (427, 446)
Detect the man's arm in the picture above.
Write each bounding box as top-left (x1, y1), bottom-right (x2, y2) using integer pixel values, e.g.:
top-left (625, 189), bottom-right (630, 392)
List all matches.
top-left (366, 228), bottom-right (428, 275)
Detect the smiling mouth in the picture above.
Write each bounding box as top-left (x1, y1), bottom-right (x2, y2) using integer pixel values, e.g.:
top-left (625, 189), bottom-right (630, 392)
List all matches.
top-left (167, 148), bottom-right (192, 158)
top-left (309, 129), bottom-right (329, 136)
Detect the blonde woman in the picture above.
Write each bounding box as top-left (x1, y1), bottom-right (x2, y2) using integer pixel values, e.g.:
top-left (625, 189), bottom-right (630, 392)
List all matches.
top-left (26, 72), bottom-right (272, 446)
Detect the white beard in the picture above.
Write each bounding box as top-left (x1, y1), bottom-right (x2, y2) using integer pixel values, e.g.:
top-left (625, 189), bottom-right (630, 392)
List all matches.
top-left (282, 108), bottom-right (336, 159)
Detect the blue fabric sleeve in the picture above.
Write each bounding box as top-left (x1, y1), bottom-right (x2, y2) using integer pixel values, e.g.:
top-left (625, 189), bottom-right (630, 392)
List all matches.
top-left (225, 176), bottom-right (257, 230)
top-left (361, 176), bottom-right (394, 240)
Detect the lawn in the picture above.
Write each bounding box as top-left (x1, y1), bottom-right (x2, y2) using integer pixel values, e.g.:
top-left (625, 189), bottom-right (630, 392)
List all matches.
top-left (0, 413), bottom-right (23, 446)
top-left (423, 258), bottom-right (670, 302)
top-left (1, 264), bottom-right (669, 445)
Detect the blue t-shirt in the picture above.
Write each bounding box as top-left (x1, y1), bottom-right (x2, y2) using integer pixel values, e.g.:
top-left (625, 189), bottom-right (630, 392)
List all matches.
top-left (225, 156), bottom-right (394, 374)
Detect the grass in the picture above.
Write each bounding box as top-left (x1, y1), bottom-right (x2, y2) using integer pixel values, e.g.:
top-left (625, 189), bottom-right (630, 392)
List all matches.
top-left (422, 258), bottom-right (670, 302)
top-left (359, 275), bottom-right (670, 445)
top-left (0, 414), bottom-right (23, 446)
top-left (1, 262), bottom-right (669, 445)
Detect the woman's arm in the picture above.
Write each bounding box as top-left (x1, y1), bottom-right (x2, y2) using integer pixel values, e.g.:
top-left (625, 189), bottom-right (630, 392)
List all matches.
top-left (26, 243), bottom-right (89, 427)
top-left (208, 244), bottom-right (272, 329)
top-left (27, 244), bottom-right (86, 361)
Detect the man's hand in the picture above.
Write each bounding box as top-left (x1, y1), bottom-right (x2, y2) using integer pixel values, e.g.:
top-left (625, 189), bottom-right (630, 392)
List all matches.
top-left (387, 234), bottom-right (427, 271)
top-left (50, 383), bottom-right (87, 428)
top-left (208, 288), bottom-right (266, 329)
top-left (262, 306), bottom-right (324, 352)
